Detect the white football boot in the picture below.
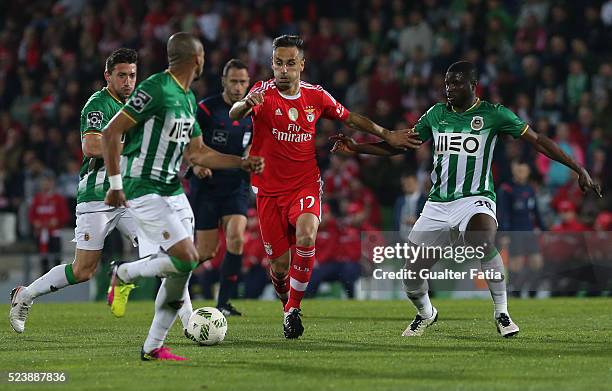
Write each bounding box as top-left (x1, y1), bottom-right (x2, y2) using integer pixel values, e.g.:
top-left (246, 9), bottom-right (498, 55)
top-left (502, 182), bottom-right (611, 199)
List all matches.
top-left (9, 286), bottom-right (33, 333)
top-left (495, 313), bottom-right (519, 337)
top-left (402, 307), bottom-right (438, 336)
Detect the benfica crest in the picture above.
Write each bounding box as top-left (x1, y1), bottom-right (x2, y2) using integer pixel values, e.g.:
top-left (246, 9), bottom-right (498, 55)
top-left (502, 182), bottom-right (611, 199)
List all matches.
top-left (470, 116), bottom-right (484, 131)
top-left (305, 106), bottom-right (316, 122)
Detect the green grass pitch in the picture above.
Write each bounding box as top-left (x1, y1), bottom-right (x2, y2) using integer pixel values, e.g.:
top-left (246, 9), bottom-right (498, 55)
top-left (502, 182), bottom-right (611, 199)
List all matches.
top-left (1, 298), bottom-right (611, 391)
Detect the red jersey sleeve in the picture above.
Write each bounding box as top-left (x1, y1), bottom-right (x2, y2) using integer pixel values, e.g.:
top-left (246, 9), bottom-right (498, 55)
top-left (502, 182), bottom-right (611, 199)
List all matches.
top-left (28, 195), bottom-right (40, 223)
top-left (319, 88), bottom-right (350, 121)
top-left (248, 81), bottom-right (265, 117)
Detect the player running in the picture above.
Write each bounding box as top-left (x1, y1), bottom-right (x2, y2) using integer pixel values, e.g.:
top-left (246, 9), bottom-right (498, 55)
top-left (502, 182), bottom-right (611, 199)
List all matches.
top-left (229, 34), bottom-right (421, 339)
top-left (9, 48), bottom-right (141, 333)
top-left (102, 32), bottom-right (263, 361)
top-left (189, 59), bottom-right (253, 317)
top-left (331, 61), bottom-right (602, 338)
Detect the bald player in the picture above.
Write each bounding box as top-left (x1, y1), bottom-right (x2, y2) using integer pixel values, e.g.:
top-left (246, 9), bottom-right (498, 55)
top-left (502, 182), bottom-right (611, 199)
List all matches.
top-left (102, 32), bottom-right (264, 361)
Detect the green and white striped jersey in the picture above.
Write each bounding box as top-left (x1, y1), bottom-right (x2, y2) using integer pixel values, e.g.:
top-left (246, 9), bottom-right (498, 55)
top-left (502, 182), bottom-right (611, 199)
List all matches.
top-left (77, 87), bottom-right (124, 204)
top-left (415, 99), bottom-right (528, 203)
top-left (120, 70), bottom-right (202, 199)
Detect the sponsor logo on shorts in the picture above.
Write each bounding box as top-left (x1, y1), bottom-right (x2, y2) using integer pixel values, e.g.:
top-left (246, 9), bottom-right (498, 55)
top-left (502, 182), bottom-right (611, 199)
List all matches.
top-left (84, 233), bottom-right (90, 241)
top-left (264, 242), bottom-right (273, 256)
top-left (162, 231), bottom-right (171, 240)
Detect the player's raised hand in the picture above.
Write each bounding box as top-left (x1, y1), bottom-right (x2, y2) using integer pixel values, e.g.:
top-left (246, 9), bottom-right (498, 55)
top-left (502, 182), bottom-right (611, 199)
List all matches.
top-left (577, 167), bottom-right (603, 197)
top-left (384, 128), bottom-right (422, 150)
top-left (105, 189), bottom-right (128, 208)
top-left (241, 156), bottom-right (265, 174)
top-left (244, 91), bottom-right (264, 108)
top-left (329, 133), bottom-right (357, 156)
top-left (193, 166), bottom-right (213, 179)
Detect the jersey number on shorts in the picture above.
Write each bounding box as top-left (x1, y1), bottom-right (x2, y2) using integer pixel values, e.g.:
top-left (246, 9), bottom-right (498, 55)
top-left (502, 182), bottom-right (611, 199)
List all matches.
top-left (474, 199), bottom-right (493, 211)
top-left (299, 196), bottom-right (316, 210)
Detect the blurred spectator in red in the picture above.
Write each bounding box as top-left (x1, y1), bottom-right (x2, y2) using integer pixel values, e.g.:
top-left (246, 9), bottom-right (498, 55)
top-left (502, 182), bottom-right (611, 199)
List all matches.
top-left (346, 178), bottom-right (381, 228)
top-left (368, 56), bottom-right (401, 118)
top-left (550, 171), bottom-right (584, 213)
top-left (514, 13), bottom-right (547, 54)
top-left (308, 18), bottom-right (340, 64)
top-left (28, 174), bottom-right (69, 274)
top-left (307, 204), bottom-right (361, 298)
top-left (142, 0), bottom-right (170, 41)
top-left (322, 154), bottom-right (359, 201)
top-left (551, 201), bottom-right (589, 232)
top-left (594, 211), bottom-right (612, 231)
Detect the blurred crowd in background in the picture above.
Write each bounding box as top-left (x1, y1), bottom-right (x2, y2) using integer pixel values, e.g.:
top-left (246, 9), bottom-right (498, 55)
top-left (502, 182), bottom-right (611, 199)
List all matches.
top-left (0, 0), bottom-right (610, 298)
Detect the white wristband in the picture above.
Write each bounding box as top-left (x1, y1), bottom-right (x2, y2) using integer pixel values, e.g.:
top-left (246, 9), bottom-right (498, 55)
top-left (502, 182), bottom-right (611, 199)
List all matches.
top-left (108, 175), bottom-right (123, 190)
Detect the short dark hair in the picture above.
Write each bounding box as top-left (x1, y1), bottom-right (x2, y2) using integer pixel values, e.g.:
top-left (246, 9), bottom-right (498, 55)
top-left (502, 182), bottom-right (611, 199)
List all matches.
top-left (105, 48), bottom-right (138, 73)
top-left (272, 35), bottom-right (304, 53)
top-left (222, 59), bottom-right (248, 77)
top-left (446, 61), bottom-right (477, 82)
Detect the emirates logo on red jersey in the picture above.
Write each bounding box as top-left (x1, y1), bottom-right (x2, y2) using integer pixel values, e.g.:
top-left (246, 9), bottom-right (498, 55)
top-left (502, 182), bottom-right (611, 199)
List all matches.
top-left (271, 123), bottom-right (313, 143)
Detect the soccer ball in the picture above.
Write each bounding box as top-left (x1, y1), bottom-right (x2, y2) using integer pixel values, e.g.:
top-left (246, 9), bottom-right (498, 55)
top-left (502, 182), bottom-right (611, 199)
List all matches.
top-left (186, 307), bottom-right (227, 346)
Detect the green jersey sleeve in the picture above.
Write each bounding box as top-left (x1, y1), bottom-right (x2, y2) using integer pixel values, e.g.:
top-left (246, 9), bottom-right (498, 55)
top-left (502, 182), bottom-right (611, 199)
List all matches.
top-left (80, 98), bottom-right (111, 136)
top-left (191, 120), bottom-right (202, 138)
top-left (122, 77), bottom-right (162, 124)
top-left (414, 105), bottom-right (436, 142)
top-left (495, 104), bottom-right (528, 138)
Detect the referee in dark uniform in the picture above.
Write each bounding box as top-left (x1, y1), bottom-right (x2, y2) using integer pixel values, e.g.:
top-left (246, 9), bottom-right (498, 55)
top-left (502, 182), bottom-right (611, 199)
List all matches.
top-left (190, 59), bottom-right (252, 316)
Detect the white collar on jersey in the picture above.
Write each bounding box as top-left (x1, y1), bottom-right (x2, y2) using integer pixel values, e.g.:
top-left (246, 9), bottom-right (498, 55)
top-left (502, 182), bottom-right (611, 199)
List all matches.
top-left (278, 87), bottom-right (301, 100)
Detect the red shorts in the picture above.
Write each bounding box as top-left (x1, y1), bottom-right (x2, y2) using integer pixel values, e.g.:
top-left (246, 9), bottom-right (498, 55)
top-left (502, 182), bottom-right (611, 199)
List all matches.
top-left (255, 181), bottom-right (322, 259)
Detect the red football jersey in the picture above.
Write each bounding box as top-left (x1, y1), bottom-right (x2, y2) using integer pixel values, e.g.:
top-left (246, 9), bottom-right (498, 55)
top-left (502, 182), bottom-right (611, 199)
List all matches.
top-left (249, 79), bottom-right (350, 196)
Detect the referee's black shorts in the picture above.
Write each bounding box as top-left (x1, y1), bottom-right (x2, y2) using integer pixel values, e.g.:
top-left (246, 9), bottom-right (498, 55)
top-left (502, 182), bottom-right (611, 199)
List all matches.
top-left (191, 184), bottom-right (250, 231)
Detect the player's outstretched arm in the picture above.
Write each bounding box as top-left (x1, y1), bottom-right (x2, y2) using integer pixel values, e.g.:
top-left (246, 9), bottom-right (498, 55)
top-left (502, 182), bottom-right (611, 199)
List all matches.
top-left (521, 127), bottom-right (602, 197)
top-left (101, 111), bottom-right (136, 207)
top-left (343, 112), bottom-right (422, 150)
top-left (229, 91), bottom-right (264, 120)
top-left (186, 135), bottom-right (264, 173)
top-left (329, 134), bottom-right (404, 156)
